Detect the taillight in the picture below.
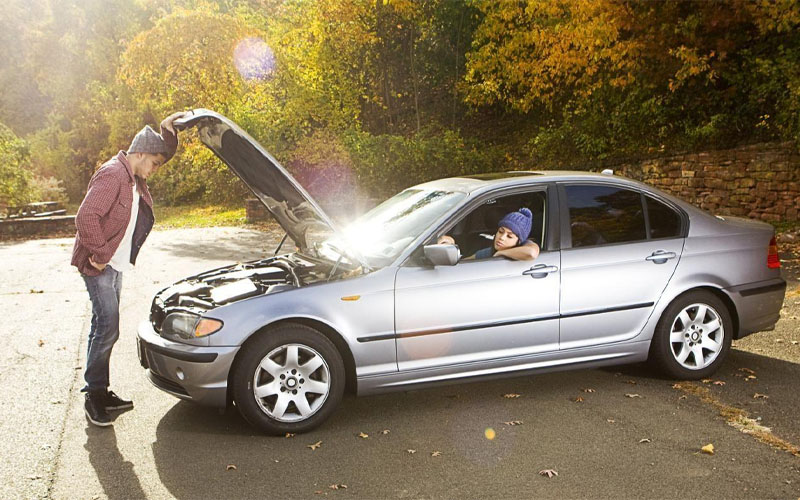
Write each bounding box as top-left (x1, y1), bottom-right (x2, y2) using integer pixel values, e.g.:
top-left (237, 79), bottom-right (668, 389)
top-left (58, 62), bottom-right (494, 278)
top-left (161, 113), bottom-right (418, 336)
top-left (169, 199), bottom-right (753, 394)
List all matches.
top-left (767, 236), bottom-right (780, 269)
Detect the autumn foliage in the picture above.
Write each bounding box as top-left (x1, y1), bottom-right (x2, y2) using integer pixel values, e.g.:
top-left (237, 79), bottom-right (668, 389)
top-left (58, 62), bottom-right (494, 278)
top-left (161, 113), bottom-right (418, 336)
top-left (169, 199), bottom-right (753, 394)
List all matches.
top-left (0, 0), bottom-right (798, 205)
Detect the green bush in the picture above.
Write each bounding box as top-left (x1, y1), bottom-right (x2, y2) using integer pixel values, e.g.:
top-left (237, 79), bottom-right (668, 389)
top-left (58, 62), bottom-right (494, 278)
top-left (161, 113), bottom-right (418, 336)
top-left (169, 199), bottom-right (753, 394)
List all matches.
top-left (344, 127), bottom-right (503, 197)
top-left (0, 123), bottom-right (35, 206)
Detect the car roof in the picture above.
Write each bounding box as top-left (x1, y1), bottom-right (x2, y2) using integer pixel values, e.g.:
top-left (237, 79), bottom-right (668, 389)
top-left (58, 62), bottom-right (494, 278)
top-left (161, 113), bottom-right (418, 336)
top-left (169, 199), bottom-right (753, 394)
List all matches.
top-left (413, 170), bottom-right (649, 194)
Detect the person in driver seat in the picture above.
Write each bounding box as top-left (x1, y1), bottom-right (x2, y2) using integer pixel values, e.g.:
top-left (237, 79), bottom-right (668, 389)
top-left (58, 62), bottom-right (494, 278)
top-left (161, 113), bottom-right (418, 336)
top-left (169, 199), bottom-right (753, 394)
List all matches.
top-left (438, 207), bottom-right (539, 261)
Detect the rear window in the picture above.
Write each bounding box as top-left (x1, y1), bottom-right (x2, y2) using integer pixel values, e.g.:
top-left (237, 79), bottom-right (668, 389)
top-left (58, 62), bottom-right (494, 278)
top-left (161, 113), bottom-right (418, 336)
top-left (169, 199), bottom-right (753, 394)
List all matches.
top-left (565, 185), bottom-right (646, 248)
top-left (646, 195), bottom-right (682, 239)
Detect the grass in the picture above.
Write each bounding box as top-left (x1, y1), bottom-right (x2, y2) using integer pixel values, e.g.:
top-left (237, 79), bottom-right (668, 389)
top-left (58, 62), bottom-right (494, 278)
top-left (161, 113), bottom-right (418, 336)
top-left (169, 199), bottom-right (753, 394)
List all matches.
top-left (153, 204), bottom-right (247, 229)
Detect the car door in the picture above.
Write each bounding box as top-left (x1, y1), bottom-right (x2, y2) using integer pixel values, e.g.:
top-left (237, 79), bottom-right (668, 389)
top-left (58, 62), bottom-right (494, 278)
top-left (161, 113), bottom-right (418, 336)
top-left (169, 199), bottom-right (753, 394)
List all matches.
top-left (558, 183), bottom-right (686, 349)
top-left (394, 187), bottom-right (560, 372)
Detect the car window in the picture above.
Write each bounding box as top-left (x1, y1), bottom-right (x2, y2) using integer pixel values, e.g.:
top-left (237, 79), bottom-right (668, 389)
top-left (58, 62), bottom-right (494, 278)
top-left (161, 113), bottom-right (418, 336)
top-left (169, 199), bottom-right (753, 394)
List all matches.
top-left (646, 195), bottom-right (682, 239)
top-left (565, 185), bottom-right (645, 248)
top-left (438, 190), bottom-right (547, 259)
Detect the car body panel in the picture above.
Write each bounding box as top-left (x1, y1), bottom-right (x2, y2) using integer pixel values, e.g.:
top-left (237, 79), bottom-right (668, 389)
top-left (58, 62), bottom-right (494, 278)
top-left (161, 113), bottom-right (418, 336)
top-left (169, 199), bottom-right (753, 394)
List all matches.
top-left (394, 250), bottom-right (561, 371)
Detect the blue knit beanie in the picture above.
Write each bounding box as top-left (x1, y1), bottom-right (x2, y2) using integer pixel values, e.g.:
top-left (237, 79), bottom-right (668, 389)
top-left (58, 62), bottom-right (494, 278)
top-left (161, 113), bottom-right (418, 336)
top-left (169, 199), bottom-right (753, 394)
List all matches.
top-left (498, 208), bottom-right (532, 242)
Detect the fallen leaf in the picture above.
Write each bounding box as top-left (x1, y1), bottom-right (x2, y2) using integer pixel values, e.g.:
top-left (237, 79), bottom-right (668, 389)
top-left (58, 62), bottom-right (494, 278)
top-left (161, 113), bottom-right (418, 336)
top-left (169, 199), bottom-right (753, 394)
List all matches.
top-left (701, 379), bottom-right (712, 384)
top-left (503, 393), bottom-right (520, 399)
top-left (792, 341), bottom-right (798, 345)
top-left (678, 395), bottom-right (688, 400)
top-left (539, 469), bottom-right (558, 478)
top-left (745, 375), bottom-right (757, 381)
top-left (701, 443), bottom-right (714, 455)
top-left (285, 433), bottom-right (295, 438)
top-left (30, 289), bottom-right (43, 294)
top-left (574, 396), bottom-right (584, 403)
top-left (776, 339), bottom-right (784, 343)
top-left (503, 420), bottom-right (523, 426)
top-left (583, 388), bottom-right (595, 393)
top-left (606, 419), bottom-right (616, 424)
top-left (329, 484), bottom-right (347, 490)
top-left (712, 381), bottom-right (726, 386)
top-left (226, 464), bottom-right (237, 470)
top-left (639, 438), bottom-right (651, 444)
top-left (37, 340), bottom-right (44, 347)
top-left (625, 380), bottom-right (637, 385)
top-left (431, 451), bottom-right (442, 457)
top-left (314, 491), bottom-right (323, 495)
top-left (625, 394), bottom-right (641, 398)
top-left (308, 441), bottom-right (322, 451)
top-left (406, 449), bottom-right (416, 454)
top-left (738, 367), bottom-right (756, 375)
top-left (358, 432), bottom-right (369, 439)
top-left (753, 393), bottom-right (769, 399)
top-left (380, 429), bottom-right (390, 435)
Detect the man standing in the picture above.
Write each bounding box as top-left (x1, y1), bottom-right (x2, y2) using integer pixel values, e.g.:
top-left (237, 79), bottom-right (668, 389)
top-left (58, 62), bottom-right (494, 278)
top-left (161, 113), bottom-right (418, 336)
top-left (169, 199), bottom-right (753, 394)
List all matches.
top-left (72, 112), bottom-right (186, 427)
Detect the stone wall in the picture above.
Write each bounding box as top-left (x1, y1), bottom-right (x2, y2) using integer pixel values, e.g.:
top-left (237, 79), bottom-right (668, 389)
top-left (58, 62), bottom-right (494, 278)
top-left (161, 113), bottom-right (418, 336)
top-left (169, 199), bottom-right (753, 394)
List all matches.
top-left (611, 142), bottom-right (799, 222)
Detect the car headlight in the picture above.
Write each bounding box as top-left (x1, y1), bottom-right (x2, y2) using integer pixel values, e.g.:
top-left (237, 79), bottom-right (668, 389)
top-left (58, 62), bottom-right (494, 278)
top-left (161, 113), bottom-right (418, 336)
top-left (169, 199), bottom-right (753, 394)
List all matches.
top-left (163, 312), bottom-right (223, 339)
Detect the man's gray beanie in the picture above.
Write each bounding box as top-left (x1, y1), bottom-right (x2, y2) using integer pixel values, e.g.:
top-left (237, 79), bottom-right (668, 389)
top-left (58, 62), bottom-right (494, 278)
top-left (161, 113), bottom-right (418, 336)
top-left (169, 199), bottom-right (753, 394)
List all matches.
top-left (128, 125), bottom-right (170, 155)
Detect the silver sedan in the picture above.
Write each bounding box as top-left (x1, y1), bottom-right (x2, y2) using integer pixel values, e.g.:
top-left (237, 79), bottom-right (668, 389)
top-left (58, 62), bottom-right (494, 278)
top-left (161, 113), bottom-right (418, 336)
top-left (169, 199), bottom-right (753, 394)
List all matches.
top-left (137, 110), bottom-right (786, 434)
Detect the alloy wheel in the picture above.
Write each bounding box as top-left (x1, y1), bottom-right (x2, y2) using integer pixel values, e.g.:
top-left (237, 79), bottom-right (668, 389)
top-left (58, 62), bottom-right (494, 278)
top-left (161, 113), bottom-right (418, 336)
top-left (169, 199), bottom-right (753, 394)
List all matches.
top-left (669, 303), bottom-right (725, 370)
top-left (252, 343), bottom-right (331, 422)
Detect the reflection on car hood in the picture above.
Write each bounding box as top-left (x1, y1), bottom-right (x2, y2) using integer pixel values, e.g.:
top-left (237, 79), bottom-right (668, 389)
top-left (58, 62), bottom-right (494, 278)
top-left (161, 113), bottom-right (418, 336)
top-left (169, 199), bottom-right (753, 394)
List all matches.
top-left (174, 109), bottom-right (369, 270)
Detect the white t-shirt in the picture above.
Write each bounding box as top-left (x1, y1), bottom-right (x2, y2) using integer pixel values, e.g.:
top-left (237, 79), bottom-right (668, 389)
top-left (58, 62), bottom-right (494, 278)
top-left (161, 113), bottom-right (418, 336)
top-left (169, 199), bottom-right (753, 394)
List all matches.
top-left (109, 184), bottom-right (140, 272)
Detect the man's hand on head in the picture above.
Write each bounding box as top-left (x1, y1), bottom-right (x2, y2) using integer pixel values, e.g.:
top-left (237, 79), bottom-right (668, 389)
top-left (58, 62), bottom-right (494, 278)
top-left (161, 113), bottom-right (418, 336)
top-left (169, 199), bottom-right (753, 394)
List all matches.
top-left (160, 111), bottom-right (190, 134)
top-left (89, 256), bottom-right (107, 272)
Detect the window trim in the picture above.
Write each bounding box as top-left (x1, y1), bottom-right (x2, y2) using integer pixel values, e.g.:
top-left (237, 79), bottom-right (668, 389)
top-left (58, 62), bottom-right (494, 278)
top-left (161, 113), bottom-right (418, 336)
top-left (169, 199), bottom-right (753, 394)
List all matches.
top-left (558, 181), bottom-right (688, 250)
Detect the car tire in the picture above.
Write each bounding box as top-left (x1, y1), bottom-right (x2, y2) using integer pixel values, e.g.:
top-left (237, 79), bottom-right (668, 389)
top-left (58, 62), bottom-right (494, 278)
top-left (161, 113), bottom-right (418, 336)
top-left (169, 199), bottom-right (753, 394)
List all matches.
top-left (232, 324), bottom-right (345, 435)
top-left (649, 291), bottom-right (733, 380)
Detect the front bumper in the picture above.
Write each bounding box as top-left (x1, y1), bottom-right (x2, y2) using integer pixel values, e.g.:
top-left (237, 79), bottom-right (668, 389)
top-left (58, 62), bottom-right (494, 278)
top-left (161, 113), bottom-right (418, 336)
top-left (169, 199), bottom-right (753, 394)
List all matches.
top-left (137, 320), bottom-right (239, 407)
top-left (725, 278), bottom-right (787, 339)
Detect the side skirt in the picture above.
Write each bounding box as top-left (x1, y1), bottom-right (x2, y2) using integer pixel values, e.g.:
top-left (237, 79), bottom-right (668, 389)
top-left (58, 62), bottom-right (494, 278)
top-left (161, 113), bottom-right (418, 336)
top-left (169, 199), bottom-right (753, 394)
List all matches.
top-left (356, 340), bottom-right (651, 396)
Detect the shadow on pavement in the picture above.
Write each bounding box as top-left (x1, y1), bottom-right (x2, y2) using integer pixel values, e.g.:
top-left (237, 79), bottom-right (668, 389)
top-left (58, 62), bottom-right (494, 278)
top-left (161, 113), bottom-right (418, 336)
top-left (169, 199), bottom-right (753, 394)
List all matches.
top-left (150, 352), bottom-right (800, 499)
top-left (85, 419), bottom-right (146, 500)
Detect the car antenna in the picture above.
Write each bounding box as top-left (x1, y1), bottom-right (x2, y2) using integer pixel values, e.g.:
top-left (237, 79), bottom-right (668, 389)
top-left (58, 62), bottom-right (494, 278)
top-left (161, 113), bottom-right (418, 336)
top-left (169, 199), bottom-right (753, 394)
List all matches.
top-left (274, 233), bottom-right (289, 256)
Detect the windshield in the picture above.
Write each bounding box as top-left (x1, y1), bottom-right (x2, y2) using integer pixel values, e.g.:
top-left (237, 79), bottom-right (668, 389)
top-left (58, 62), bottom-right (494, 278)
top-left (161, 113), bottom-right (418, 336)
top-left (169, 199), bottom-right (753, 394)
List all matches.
top-left (327, 188), bottom-right (467, 268)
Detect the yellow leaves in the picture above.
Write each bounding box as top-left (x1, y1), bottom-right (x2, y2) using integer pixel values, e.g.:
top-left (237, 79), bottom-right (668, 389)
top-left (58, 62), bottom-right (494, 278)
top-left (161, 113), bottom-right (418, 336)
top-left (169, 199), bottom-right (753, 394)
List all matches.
top-left (226, 464), bottom-right (237, 470)
top-left (430, 451), bottom-right (442, 457)
top-left (502, 393), bottom-right (520, 399)
top-left (701, 443), bottom-right (715, 455)
top-left (753, 393), bottom-right (769, 399)
top-left (307, 440), bottom-right (322, 451)
top-left (358, 432), bottom-right (369, 439)
top-left (625, 394), bottom-right (641, 399)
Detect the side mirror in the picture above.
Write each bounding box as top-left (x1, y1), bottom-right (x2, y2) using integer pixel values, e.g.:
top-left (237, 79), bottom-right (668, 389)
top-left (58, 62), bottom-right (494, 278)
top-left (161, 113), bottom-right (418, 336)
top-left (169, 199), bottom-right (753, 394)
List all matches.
top-left (423, 244), bottom-right (461, 266)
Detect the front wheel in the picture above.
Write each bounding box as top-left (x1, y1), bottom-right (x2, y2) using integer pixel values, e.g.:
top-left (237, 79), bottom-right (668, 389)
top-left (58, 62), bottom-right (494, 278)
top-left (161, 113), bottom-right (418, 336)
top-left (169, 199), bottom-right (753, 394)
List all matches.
top-left (649, 291), bottom-right (733, 379)
top-left (232, 324), bottom-right (345, 435)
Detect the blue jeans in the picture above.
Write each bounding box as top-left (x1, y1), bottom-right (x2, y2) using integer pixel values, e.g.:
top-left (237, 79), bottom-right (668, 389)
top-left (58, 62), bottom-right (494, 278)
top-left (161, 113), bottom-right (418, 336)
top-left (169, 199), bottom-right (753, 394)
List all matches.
top-left (82, 266), bottom-right (123, 394)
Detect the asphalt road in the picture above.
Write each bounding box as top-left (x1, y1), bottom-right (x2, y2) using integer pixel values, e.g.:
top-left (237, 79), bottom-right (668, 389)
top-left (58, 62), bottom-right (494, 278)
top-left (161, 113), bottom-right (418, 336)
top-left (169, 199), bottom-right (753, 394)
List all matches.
top-left (1, 227), bottom-right (799, 499)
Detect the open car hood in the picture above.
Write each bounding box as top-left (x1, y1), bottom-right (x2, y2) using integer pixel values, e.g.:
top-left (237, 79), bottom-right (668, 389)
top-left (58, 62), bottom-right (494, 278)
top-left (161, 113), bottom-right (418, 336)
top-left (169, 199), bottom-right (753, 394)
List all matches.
top-left (174, 109), bottom-right (369, 270)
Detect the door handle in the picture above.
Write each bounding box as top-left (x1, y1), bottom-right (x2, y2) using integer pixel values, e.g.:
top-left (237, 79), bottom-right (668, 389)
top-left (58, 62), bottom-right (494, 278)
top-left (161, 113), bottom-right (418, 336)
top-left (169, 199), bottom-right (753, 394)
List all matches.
top-left (645, 251), bottom-right (676, 264)
top-left (523, 264), bottom-right (558, 278)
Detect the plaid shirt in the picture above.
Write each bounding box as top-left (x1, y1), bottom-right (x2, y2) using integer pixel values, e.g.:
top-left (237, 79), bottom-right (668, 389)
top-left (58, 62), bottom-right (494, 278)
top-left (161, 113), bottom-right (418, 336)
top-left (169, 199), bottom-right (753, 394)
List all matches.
top-left (71, 128), bottom-right (175, 276)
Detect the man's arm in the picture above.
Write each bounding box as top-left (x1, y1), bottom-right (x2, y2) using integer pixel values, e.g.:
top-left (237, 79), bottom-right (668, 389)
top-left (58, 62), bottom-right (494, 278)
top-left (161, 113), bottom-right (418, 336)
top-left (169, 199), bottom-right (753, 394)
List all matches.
top-left (74, 168), bottom-right (122, 265)
top-left (159, 111), bottom-right (189, 163)
top-left (494, 241), bottom-right (540, 261)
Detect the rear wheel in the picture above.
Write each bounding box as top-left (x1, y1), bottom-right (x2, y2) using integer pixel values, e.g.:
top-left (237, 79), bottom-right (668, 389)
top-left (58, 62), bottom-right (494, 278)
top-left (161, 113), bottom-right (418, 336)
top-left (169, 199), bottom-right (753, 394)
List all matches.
top-left (650, 291), bottom-right (732, 379)
top-left (232, 324), bottom-right (345, 435)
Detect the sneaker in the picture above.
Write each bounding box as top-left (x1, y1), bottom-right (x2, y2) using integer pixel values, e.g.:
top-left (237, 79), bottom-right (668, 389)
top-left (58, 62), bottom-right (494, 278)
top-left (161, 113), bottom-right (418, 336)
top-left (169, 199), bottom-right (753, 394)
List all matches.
top-left (104, 390), bottom-right (133, 411)
top-left (85, 393), bottom-right (112, 427)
